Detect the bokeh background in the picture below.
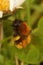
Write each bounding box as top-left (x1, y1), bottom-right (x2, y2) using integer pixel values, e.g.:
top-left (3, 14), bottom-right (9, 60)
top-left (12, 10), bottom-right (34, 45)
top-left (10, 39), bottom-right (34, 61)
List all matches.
top-left (0, 0), bottom-right (43, 65)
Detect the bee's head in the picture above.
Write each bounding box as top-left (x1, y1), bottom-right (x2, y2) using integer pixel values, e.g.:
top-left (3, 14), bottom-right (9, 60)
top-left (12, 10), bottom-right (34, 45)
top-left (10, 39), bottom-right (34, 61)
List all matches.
top-left (12, 19), bottom-right (23, 35)
top-left (12, 19), bottom-right (23, 28)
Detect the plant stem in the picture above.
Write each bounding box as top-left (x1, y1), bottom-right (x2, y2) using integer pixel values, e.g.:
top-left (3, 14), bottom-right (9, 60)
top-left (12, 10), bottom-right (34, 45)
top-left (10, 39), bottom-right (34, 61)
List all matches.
top-left (0, 22), bottom-right (3, 40)
top-left (15, 55), bottom-right (19, 65)
top-left (20, 61), bottom-right (24, 65)
top-left (0, 22), bottom-right (3, 48)
top-left (25, 0), bottom-right (31, 26)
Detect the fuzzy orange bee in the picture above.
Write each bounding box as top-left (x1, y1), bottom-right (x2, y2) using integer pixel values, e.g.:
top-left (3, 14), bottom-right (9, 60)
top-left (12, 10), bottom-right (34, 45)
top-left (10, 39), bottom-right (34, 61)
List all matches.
top-left (12, 19), bottom-right (31, 49)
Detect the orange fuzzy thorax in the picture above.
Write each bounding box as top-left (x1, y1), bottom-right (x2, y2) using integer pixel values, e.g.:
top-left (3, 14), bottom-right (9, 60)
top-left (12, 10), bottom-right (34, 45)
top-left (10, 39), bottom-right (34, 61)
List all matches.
top-left (18, 22), bottom-right (31, 36)
top-left (0, 0), bottom-right (9, 11)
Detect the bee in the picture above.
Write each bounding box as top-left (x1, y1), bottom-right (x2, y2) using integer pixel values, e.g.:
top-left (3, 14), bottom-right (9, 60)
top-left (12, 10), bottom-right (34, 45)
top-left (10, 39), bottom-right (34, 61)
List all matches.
top-left (11, 19), bottom-right (31, 49)
top-left (0, 0), bottom-right (25, 18)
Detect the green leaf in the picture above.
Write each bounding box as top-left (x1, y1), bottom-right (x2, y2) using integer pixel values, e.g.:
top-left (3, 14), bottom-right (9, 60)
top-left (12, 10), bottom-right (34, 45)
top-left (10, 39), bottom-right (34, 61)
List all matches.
top-left (13, 44), bottom-right (39, 64)
top-left (31, 17), bottom-right (43, 62)
top-left (38, 17), bottom-right (43, 61)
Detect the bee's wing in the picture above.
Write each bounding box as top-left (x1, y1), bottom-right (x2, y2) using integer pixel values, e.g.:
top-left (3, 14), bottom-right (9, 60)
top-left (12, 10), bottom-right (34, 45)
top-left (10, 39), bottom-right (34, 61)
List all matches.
top-left (10, 0), bottom-right (25, 11)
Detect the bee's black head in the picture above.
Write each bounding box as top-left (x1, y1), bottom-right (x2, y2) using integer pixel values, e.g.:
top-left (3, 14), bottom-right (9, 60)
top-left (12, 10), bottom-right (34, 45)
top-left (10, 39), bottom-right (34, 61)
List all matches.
top-left (12, 19), bottom-right (23, 28)
top-left (12, 19), bottom-right (23, 34)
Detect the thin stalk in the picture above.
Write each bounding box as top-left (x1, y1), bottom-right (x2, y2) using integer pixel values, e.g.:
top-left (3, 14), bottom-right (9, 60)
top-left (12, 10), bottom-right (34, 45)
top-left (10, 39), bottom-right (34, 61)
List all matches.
top-left (0, 22), bottom-right (3, 48)
top-left (25, 0), bottom-right (31, 26)
top-left (20, 61), bottom-right (24, 65)
top-left (15, 55), bottom-right (19, 65)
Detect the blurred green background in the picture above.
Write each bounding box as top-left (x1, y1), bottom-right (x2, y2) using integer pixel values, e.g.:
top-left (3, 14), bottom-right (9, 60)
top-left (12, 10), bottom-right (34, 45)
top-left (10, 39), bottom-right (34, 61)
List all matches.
top-left (0, 0), bottom-right (43, 65)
